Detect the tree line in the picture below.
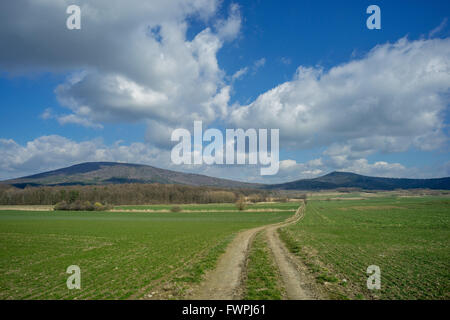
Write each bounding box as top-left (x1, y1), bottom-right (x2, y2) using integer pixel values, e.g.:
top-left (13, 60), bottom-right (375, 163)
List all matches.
top-left (0, 183), bottom-right (274, 205)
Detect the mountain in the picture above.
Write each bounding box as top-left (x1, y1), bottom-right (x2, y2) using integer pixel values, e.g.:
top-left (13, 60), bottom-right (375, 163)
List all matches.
top-left (1, 163), bottom-right (449, 190)
top-left (268, 171), bottom-right (450, 190)
top-left (1, 162), bottom-right (261, 189)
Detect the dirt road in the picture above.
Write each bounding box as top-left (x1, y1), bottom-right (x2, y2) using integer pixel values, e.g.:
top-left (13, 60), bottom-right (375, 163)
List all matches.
top-left (186, 202), bottom-right (319, 300)
top-left (0, 205), bottom-right (54, 211)
top-left (264, 207), bottom-right (319, 299)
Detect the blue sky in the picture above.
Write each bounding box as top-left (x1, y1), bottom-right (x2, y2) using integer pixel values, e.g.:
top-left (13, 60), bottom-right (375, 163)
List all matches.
top-left (0, 0), bottom-right (449, 182)
top-left (219, 0), bottom-right (449, 100)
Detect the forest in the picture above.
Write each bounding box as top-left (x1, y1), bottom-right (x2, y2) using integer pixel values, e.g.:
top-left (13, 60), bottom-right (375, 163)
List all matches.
top-left (0, 183), bottom-right (275, 205)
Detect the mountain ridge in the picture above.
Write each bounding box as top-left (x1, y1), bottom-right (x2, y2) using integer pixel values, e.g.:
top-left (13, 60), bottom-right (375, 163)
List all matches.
top-left (269, 170), bottom-right (450, 190)
top-left (2, 162), bottom-right (261, 189)
top-left (1, 162), bottom-right (450, 190)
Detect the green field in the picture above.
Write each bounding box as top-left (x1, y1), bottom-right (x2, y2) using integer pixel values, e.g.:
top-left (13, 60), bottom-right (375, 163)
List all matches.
top-left (2, 197), bottom-right (448, 300)
top-left (0, 204), bottom-right (295, 299)
top-left (279, 196), bottom-right (450, 299)
top-left (114, 202), bottom-right (298, 211)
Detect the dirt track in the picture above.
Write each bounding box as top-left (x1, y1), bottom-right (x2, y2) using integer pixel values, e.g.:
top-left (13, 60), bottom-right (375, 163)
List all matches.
top-left (0, 205), bottom-right (54, 211)
top-left (186, 202), bottom-right (319, 300)
top-left (264, 206), bottom-right (320, 299)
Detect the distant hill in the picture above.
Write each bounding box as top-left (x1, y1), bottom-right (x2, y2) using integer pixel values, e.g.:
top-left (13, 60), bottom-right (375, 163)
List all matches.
top-left (1, 162), bottom-right (261, 189)
top-left (1, 162), bottom-right (449, 190)
top-left (268, 171), bottom-right (450, 190)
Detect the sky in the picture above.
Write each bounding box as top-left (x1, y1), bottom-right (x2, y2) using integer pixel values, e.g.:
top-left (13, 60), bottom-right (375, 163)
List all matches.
top-left (0, 0), bottom-right (449, 183)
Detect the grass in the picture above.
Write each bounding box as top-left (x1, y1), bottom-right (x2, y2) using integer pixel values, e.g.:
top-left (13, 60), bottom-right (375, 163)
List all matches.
top-left (279, 196), bottom-right (450, 300)
top-left (0, 204), bottom-right (294, 300)
top-left (114, 202), bottom-right (299, 211)
top-left (244, 231), bottom-right (285, 300)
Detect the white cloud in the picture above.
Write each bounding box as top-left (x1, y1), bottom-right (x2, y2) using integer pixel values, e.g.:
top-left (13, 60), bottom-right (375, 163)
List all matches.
top-left (280, 57), bottom-right (291, 65)
top-left (275, 157), bottom-right (413, 181)
top-left (252, 58), bottom-right (266, 74)
top-left (429, 18), bottom-right (448, 38)
top-left (57, 114), bottom-right (103, 129)
top-left (334, 159), bottom-right (407, 178)
top-left (232, 67), bottom-right (248, 81)
top-left (0, 135), bottom-right (447, 182)
top-left (0, 3), bottom-right (449, 182)
top-left (40, 108), bottom-right (53, 120)
top-left (276, 158), bottom-right (326, 181)
top-left (279, 159), bottom-right (298, 169)
top-left (40, 106), bottom-right (103, 128)
top-left (215, 3), bottom-right (241, 41)
top-left (0, 0), bottom-right (240, 147)
top-left (0, 136), bottom-right (165, 180)
top-left (230, 57), bottom-right (266, 82)
top-left (254, 58), bottom-right (266, 69)
top-left (231, 37), bottom-right (450, 156)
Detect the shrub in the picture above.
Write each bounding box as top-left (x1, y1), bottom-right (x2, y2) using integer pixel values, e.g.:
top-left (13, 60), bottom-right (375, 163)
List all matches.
top-left (54, 200), bottom-right (68, 211)
top-left (83, 201), bottom-right (94, 211)
top-left (235, 197), bottom-right (246, 211)
top-left (54, 200), bottom-right (110, 211)
top-left (94, 202), bottom-right (104, 211)
top-left (69, 200), bottom-right (84, 211)
top-left (247, 193), bottom-right (266, 203)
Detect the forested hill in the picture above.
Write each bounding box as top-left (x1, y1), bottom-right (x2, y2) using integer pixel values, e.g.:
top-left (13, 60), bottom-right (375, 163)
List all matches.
top-left (2, 162), bottom-right (260, 189)
top-left (268, 171), bottom-right (450, 190)
top-left (1, 162), bottom-right (450, 191)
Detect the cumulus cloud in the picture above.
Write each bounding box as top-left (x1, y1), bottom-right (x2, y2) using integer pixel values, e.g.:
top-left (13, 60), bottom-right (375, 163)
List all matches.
top-left (192, 155), bottom-right (436, 183)
top-left (230, 37), bottom-right (450, 157)
top-left (0, 0), bottom-right (241, 147)
top-left (215, 3), bottom-right (241, 41)
top-left (276, 158), bottom-right (325, 181)
top-left (0, 135), bottom-right (270, 182)
top-left (0, 135), bottom-right (447, 182)
top-left (276, 157), bottom-right (412, 181)
top-left (40, 106), bottom-right (103, 128)
top-left (338, 159), bottom-right (407, 177)
top-left (0, 2), bottom-right (449, 181)
top-left (0, 135), bottom-right (165, 180)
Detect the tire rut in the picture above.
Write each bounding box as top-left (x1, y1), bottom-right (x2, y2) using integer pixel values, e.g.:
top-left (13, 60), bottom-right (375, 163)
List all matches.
top-left (264, 205), bottom-right (317, 299)
top-left (185, 202), bottom-right (317, 300)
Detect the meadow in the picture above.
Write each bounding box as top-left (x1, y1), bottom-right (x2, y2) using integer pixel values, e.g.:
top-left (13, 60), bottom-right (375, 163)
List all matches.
top-left (0, 203), bottom-right (295, 299)
top-left (114, 202), bottom-right (298, 211)
top-left (279, 196), bottom-right (450, 299)
top-left (2, 196), bottom-right (448, 300)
